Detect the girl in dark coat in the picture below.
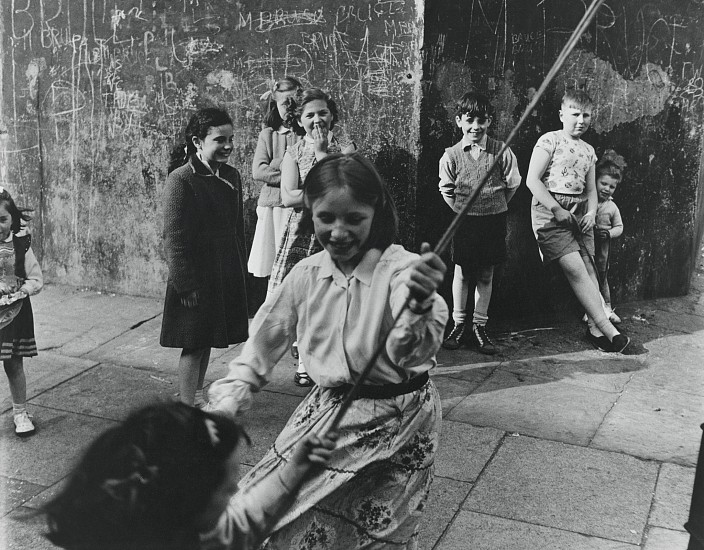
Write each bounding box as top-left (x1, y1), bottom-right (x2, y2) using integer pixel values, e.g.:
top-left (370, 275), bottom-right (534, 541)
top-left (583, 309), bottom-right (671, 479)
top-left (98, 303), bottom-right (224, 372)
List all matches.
top-left (160, 108), bottom-right (248, 407)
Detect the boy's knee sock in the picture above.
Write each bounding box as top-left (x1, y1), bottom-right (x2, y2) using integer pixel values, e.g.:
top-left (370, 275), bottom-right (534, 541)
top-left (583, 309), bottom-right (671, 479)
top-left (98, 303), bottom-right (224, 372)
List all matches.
top-left (472, 310), bottom-right (489, 326)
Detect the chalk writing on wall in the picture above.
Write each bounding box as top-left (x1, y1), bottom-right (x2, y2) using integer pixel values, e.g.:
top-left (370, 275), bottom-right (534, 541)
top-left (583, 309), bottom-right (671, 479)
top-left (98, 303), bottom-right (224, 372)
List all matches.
top-left (1, 0), bottom-right (423, 294)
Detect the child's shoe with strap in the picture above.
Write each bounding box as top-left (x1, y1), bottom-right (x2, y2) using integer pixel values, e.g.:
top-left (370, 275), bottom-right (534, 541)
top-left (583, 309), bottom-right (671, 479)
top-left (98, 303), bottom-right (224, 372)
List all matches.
top-left (442, 322), bottom-right (466, 350)
top-left (469, 323), bottom-right (497, 355)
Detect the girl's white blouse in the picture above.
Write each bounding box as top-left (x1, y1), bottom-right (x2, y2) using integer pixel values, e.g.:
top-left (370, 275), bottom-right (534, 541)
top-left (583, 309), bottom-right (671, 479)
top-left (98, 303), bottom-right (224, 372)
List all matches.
top-left (209, 245), bottom-right (448, 410)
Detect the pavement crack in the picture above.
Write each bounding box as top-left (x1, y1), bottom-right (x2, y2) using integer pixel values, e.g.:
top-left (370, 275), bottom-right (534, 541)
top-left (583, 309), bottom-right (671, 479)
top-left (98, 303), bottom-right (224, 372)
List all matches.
top-left (129, 312), bottom-right (162, 330)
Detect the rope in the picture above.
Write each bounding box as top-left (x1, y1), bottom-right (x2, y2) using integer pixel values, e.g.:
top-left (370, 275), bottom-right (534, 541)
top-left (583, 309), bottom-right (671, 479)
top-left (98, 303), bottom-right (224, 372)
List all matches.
top-left (326, 0), bottom-right (607, 434)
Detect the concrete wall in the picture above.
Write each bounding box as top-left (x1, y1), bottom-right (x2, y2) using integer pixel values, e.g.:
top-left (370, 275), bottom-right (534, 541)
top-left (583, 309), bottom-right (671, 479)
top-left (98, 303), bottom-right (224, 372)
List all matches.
top-left (1, 0), bottom-right (703, 317)
top-left (0, 0), bottom-right (423, 304)
top-left (419, 0), bottom-right (704, 319)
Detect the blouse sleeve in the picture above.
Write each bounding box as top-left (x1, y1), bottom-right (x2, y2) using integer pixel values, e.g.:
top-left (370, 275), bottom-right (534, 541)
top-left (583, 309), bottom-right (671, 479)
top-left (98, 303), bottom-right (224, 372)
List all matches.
top-left (163, 173), bottom-right (202, 294)
top-left (384, 259), bottom-right (448, 370)
top-left (252, 130), bottom-right (282, 186)
top-left (199, 471), bottom-right (296, 550)
top-left (207, 280), bottom-right (299, 415)
top-left (19, 247), bottom-right (43, 296)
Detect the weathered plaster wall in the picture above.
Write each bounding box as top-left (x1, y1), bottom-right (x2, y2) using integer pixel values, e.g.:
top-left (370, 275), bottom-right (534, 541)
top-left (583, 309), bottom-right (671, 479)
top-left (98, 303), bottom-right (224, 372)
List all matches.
top-left (420, 0), bottom-right (704, 318)
top-left (1, 0), bottom-right (423, 299)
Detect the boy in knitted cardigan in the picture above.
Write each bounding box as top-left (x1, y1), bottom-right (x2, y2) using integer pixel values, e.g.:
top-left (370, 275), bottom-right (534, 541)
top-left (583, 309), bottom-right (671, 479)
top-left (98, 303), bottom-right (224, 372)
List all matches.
top-left (438, 92), bottom-right (521, 354)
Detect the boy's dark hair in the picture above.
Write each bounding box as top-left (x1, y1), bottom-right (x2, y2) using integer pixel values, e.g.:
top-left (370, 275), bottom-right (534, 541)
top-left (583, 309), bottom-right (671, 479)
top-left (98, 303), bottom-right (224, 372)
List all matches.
top-left (596, 159), bottom-right (623, 183)
top-left (287, 88), bottom-right (339, 136)
top-left (0, 188), bottom-right (32, 234)
top-left (264, 76), bottom-right (303, 130)
top-left (561, 89), bottom-right (593, 110)
top-left (44, 402), bottom-right (249, 550)
top-left (299, 152), bottom-right (398, 250)
top-left (168, 108), bottom-right (233, 174)
top-left (454, 92), bottom-right (495, 120)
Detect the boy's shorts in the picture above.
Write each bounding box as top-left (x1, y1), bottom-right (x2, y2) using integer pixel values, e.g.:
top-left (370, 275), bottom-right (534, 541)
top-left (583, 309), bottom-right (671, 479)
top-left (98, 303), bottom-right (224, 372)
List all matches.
top-left (531, 194), bottom-right (594, 263)
top-left (452, 212), bottom-right (507, 268)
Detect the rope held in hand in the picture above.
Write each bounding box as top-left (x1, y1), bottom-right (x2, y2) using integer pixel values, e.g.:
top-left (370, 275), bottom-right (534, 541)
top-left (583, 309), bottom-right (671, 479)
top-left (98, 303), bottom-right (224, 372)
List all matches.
top-left (326, 0), bottom-right (606, 434)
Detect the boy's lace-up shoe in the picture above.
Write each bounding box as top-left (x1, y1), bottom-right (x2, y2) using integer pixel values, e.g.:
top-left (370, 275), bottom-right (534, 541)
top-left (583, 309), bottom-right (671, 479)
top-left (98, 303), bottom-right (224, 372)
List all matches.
top-left (469, 324), bottom-right (497, 355)
top-left (14, 411), bottom-right (35, 436)
top-left (442, 322), bottom-right (466, 350)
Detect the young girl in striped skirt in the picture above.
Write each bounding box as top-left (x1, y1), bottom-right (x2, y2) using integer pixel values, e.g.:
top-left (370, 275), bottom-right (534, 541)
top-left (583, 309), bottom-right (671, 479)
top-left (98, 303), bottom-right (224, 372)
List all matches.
top-left (0, 188), bottom-right (43, 436)
top-left (209, 153), bottom-right (448, 549)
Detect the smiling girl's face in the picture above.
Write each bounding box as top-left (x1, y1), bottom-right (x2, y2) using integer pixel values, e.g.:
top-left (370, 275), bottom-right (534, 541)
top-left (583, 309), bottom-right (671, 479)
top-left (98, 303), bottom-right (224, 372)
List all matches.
top-left (193, 124), bottom-right (234, 166)
top-left (311, 185), bottom-right (375, 275)
top-left (299, 99), bottom-right (334, 138)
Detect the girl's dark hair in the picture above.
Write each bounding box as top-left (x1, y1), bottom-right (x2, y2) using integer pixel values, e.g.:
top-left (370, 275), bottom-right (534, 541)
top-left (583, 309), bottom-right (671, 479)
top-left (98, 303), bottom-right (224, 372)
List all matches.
top-left (44, 402), bottom-right (249, 550)
top-left (298, 153), bottom-right (398, 251)
top-left (168, 108), bottom-right (233, 174)
top-left (264, 76), bottom-right (303, 130)
top-left (287, 88), bottom-right (339, 136)
top-left (455, 92), bottom-right (495, 120)
top-left (0, 188), bottom-right (32, 234)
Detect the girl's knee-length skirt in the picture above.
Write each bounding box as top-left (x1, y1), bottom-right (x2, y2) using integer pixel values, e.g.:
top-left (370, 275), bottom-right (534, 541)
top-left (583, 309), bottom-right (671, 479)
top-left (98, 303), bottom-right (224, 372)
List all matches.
top-left (248, 206), bottom-right (292, 278)
top-left (240, 379), bottom-right (442, 549)
top-left (0, 299), bottom-right (37, 360)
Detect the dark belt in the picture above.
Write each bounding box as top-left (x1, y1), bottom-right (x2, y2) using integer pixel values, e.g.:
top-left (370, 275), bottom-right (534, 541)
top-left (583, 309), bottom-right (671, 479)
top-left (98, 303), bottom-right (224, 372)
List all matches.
top-left (342, 371), bottom-right (430, 400)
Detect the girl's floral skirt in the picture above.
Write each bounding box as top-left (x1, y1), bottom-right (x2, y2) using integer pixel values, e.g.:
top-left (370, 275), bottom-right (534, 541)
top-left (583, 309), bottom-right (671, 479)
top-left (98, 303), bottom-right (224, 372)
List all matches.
top-left (241, 379), bottom-right (441, 549)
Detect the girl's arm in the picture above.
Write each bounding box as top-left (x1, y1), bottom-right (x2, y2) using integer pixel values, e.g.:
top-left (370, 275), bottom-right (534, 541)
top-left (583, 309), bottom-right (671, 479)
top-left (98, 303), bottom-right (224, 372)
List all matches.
top-left (200, 432), bottom-right (336, 550)
top-left (280, 151), bottom-right (304, 208)
top-left (580, 164), bottom-right (597, 232)
top-left (526, 147), bottom-right (571, 225)
top-left (19, 247), bottom-right (43, 296)
top-left (609, 205), bottom-right (624, 238)
top-left (208, 282), bottom-right (298, 418)
top-left (163, 175), bottom-right (202, 294)
top-left (252, 130), bottom-right (283, 186)
top-left (386, 244), bottom-right (449, 369)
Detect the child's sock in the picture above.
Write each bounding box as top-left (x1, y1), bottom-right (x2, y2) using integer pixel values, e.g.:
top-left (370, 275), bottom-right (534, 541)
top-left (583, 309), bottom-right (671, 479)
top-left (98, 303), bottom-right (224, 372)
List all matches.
top-left (587, 318), bottom-right (604, 337)
top-left (12, 403), bottom-right (27, 416)
top-left (194, 388), bottom-right (205, 407)
top-left (452, 310), bottom-right (467, 326)
top-left (472, 310), bottom-right (489, 326)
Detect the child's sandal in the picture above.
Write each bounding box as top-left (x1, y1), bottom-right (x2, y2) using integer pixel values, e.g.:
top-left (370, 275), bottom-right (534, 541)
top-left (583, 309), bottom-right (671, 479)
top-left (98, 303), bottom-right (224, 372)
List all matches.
top-left (294, 372), bottom-right (314, 387)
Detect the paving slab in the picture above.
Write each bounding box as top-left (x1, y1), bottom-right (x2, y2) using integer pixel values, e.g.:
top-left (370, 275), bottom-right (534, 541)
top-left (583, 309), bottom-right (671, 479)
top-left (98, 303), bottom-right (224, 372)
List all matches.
top-left (29, 363), bottom-right (180, 421)
top-left (0, 352), bottom-right (98, 412)
top-left (0, 507), bottom-right (55, 550)
top-left (591, 384), bottom-right (703, 466)
top-left (500, 353), bottom-right (645, 393)
top-left (437, 510), bottom-right (638, 550)
top-left (0, 406), bottom-right (116, 486)
top-left (84, 316), bottom-right (231, 370)
top-left (446, 369), bottom-right (619, 446)
top-left (0, 477), bottom-right (46, 517)
top-left (236, 390), bottom-right (303, 466)
top-left (418, 476), bottom-right (471, 550)
top-left (434, 421), bottom-right (504, 482)
top-left (650, 463), bottom-right (696, 531)
top-left (643, 526), bottom-right (690, 550)
top-left (431, 374), bottom-right (490, 417)
top-left (626, 333), bottom-right (704, 397)
top-left (463, 437), bottom-right (657, 544)
top-left (32, 286), bottom-right (163, 357)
